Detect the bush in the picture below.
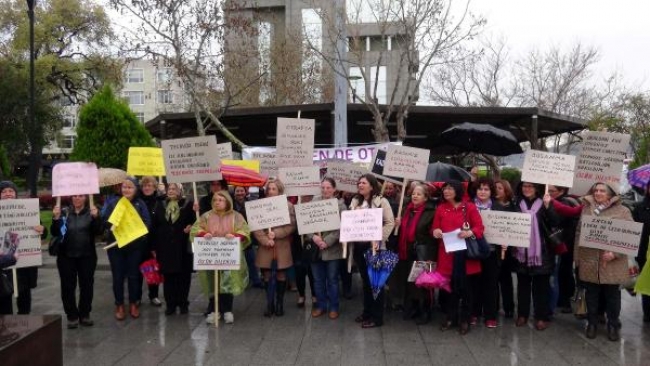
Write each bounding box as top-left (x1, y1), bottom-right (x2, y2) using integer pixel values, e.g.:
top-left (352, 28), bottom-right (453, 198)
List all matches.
top-left (500, 167), bottom-right (521, 187)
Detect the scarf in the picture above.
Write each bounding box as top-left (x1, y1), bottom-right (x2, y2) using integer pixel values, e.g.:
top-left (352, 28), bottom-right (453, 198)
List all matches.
top-left (166, 200), bottom-right (180, 223)
top-left (517, 198), bottom-right (543, 266)
top-left (474, 198), bottom-right (492, 211)
top-left (398, 202), bottom-right (426, 260)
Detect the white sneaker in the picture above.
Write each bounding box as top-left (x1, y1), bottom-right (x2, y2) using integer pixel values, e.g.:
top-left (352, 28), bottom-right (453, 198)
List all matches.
top-left (206, 312), bottom-right (220, 324)
top-left (224, 312), bottom-right (234, 324)
top-left (150, 297), bottom-right (163, 306)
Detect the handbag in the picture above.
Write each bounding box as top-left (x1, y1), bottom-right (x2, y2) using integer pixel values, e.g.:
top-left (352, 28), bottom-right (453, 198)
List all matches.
top-left (302, 240), bottom-right (321, 263)
top-left (541, 220), bottom-right (568, 255)
top-left (140, 257), bottom-right (164, 285)
top-left (462, 205), bottom-right (490, 260)
top-left (573, 287), bottom-right (587, 318)
top-left (0, 272), bottom-right (12, 297)
top-left (49, 215), bottom-right (67, 257)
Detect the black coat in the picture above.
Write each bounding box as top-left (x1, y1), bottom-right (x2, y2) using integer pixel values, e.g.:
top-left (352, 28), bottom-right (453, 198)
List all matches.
top-left (514, 197), bottom-right (560, 276)
top-left (50, 206), bottom-right (102, 258)
top-left (403, 200), bottom-right (437, 261)
top-left (151, 199), bottom-right (195, 274)
top-left (632, 198), bottom-right (650, 268)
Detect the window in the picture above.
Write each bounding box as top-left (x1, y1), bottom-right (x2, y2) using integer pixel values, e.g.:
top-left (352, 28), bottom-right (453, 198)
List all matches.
top-left (134, 112), bottom-right (145, 123)
top-left (157, 68), bottom-right (173, 84)
top-left (124, 68), bottom-right (144, 83)
top-left (157, 90), bottom-right (173, 104)
top-left (348, 66), bottom-right (386, 104)
top-left (60, 135), bottom-right (75, 149)
top-left (349, 67), bottom-right (365, 102)
top-left (123, 91), bottom-right (144, 105)
top-left (62, 115), bottom-right (76, 128)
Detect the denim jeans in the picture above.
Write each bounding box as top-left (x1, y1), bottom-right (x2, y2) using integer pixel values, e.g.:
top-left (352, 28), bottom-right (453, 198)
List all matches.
top-left (107, 247), bottom-right (143, 305)
top-left (311, 260), bottom-right (340, 312)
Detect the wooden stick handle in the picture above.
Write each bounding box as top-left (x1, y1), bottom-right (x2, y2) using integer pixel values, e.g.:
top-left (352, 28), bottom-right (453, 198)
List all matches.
top-left (12, 268), bottom-right (18, 298)
top-left (380, 182), bottom-right (387, 195)
top-left (89, 194), bottom-right (94, 208)
top-left (103, 241), bottom-right (118, 250)
top-left (394, 178), bottom-right (408, 235)
top-left (214, 270), bottom-right (219, 328)
top-left (56, 196), bottom-right (61, 207)
top-left (192, 182), bottom-right (200, 221)
top-left (342, 242), bottom-right (347, 258)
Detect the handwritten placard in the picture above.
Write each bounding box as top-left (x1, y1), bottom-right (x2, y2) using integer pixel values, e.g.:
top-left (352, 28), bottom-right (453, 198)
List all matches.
top-left (521, 150), bottom-right (576, 187)
top-left (278, 166), bottom-right (321, 196)
top-left (0, 199), bottom-right (41, 268)
top-left (340, 208), bottom-right (383, 242)
top-left (370, 149), bottom-right (402, 184)
top-left (108, 197), bottom-right (149, 248)
top-left (573, 131), bottom-right (630, 195)
top-left (251, 151), bottom-right (278, 177)
top-left (217, 142), bottom-right (233, 160)
top-left (480, 211), bottom-right (532, 248)
top-left (193, 237), bottom-right (241, 270)
top-left (127, 147), bottom-right (166, 176)
top-left (383, 145), bottom-right (429, 181)
top-left (245, 194), bottom-right (291, 231)
top-left (326, 161), bottom-right (369, 193)
top-left (276, 117), bottom-right (315, 168)
top-left (161, 136), bottom-right (222, 184)
top-left (579, 216), bottom-right (642, 256)
top-left (295, 198), bottom-right (341, 235)
top-left (52, 162), bottom-right (100, 197)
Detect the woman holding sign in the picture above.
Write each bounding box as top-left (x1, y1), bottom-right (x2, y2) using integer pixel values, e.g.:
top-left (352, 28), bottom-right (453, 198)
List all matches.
top-left (191, 190), bottom-right (250, 324)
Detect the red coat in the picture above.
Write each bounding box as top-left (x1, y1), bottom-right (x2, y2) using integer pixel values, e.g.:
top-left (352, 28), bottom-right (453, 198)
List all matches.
top-left (432, 201), bottom-right (484, 276)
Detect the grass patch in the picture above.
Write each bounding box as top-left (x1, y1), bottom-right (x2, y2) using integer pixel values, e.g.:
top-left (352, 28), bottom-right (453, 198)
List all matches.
top-left (40, 209), bottom-right (53, 240)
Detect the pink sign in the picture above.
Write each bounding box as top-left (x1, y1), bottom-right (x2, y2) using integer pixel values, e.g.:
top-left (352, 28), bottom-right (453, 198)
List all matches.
top-left (52, 162), bottom-right (100, 197)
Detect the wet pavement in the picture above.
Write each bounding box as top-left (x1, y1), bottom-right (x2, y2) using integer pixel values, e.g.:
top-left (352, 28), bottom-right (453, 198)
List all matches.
top-left (24, 246), bottom-right (650, 365)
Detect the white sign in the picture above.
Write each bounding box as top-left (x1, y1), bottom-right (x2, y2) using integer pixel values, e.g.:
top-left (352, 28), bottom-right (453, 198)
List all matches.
top-left (276, 117), bottom-right (315, 168)
top-left (245, 195), bottom-right (291, 231)
top-left (383, 145), bottom-right (430, 181)
top-left (326, 161), bottom-right (369, 193)
top-left (216, 142), bottom-right (233, 160)
top-left (579, 216), bottom-right (642, 256)
top-left (250, 150), bottom-right (278, 177)
top-left (442, 229), bottom-right (467, 253)
top-left (161, 136), bottom-right (222, 183)
top-left (193, 237), bottom-right (241, 270)
top-left (480, 211), bottom-right (532, 248)
top-left (295, 198), bottom-right (341, 235)
top-left (0, 199), bottom-right (42, 268)
top-left (52, 162), bottom-right (100, 197)
top-left (278, 166), bottom-right (321, 196)
top-left (573, 131), bottom-right (631, 195)
top-left (521, 150), bottom-right (576, 187)
top-left (340, 208), bottom-right (383, 242)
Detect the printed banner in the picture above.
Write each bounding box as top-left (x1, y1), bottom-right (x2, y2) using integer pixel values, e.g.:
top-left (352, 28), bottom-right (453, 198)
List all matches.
top-left (383, 145), bottom-right (430, 181)
top-left (579, 216), bottom-right (642, 256)
top-left (278, 166), bottom-right (321, 196)
top-left (340, 208), bottom-right (383, 243)
top-left (52, 162), bottom-right (100, 197)
top-left (0, 199), bottom-right (41, 268)
top-left (573, 131), bottom-right (630, 195)
top-left (193, 237), bottom-right (241, 270)
top-left (276, 117), bottom-right (315, 168)
top-left (108, 197), bottom-right (148, 248)
top-left (326, 161), bottom-right (369, 193)
top-left (127, 147), bottom-right (166, 176)
top-left (161, 136), bottom-right (222, 184)
top-left (521, 150), bottom-right (576, 187)
top-left (480, 211), bottom-right (532, 248)
top-left (295, 198), bottom-right (341, 235)
top-left (245, 195), bottom-right (291, 231)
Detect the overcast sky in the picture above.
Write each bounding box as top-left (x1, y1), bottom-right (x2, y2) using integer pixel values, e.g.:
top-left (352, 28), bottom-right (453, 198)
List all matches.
top-left (471, 0), bottom-right (650, 91)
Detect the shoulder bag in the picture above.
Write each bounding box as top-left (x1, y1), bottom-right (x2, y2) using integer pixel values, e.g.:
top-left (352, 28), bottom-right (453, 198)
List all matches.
top-left (462, 205), bottom-right (490, 260)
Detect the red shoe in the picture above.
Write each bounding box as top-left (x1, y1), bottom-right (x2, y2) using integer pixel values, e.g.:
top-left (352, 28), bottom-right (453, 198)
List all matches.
top-left (115, 305), bottom-right (126, 321)
top-left (516, 317), bottom-right (528, 327)
top-left (130, 303), bottom-right (140, 319)
top-left (485, 320), bottom-right (498, 328)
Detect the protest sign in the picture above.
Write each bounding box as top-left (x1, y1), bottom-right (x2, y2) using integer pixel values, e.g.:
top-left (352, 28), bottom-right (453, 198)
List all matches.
top-left (340, 208), bottom-right (383, 243)
top-left (108, 197), bottom-right (149, 248)
top-left (127, 147), bottom-right (165, 176)
top-left (278, 166), bottom-right (321, 196)
top-left (193, 237), bottom-right (241, 270)
top-left (326, 161), bottom-right (369, 193)
top-left (579, 216), bottom-right (642, 256)
top-left (480, 211), bottom-right (532, 248)
top-left (245, 195), bottom-right (291, 231)
top-left (276, 117), bottom-right (315, 168)
top-left (521, 150), bottom-right (576, 187)
top-left (383, 145), bottom-right (430, 181)
top-left (370, 149), bottom-right (402, 184)
top-left (161, 136), bottom-right (222, 184)
top-left (250, 150), bottom-right (278, 177)
top-left (0, 199), bottom-right (41, 268)
top-left (295, 198), bottom-right (341, 235)
top-left (573, 131), bottom-right (630, 195)
top-left (217, 142), bottom-right (233, 160)
top-left (52, 162), bottom-right (100, 197)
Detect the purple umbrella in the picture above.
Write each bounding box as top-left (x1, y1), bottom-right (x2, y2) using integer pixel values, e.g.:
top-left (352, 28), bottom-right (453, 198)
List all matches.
top-left (627, 164), bottom-right (650, 189)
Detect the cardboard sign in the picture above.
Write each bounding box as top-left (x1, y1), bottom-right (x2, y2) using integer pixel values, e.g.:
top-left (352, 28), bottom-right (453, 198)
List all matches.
top-left (383, 145), bottom-right (430, 181)
top-left (480, 211), bottom-right (532, 248)
top-left (127, 147), bottom-right (166, 176)
top-left (573, 131), bottom-right (630, 195)
top-left (193, 237), bottom-right (241, 270)
top-left (221, 159), bottom-right (260, 173)
top-left (217, 142), bottom-right (233, 160)
top-left (0, 199), bottom-right (41, 268)
top-left (245, 195), bottom-right (291, 231)
top-left (52, 162), bottom-right (100, 197)
top-left (295, 198), bottom-right (341, 235)
top-left (579, 216), bottom-right (642, 256)
top-left (276, 117), bottom-right (315, 168)
top-left (108, 197), bottom-right (149, 248)
top-left (161, 136), bottom-right (222, 184)
top-left (521, 150), bottom-right (576, 187)
top-left (340, 208), bottom-right (383, 242)
top-left (250, 151), bottom-right (278, 177)
top-left (278, 166), bottom-right (321, 196)
top-left (326, 161), bottom-right (369, 193)
top-left (370, 149), bottom-right (403, 184)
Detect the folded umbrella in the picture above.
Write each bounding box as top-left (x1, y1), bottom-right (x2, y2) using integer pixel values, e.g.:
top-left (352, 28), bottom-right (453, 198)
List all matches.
top-left (98, 168), bottom-right (128, 188)
top-left (627, 164), bottom-right (650, 189)
top-left (364, 249), bottom-right (399, 300)
top-left (220, 164), bottom-right (268, 187)
top-left (426, 162), bottom-right (471, 182)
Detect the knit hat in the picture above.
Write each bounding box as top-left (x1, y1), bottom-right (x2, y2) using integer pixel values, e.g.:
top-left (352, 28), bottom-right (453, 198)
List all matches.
top-left (0, 181), bottom-right (18, 196)
top-left (124, 176), bottom-right (140, 189)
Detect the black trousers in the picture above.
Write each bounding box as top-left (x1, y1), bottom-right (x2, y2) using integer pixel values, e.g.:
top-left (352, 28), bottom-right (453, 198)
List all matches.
top-left (517, 273), bottom-right (551, 321)
top-left (295, 260), bottom-right (314, 298)
top-left (163, 272), bottom-right (192, 309)
top-left (339, 259), bottom-right (352, 295)
top-left (474, 250), bottom-right (500, 321)
top-left (218, 293), bottom-right (233, 313)
top-left (557, 250), bottom-right (575, 308)
top-left (584, 282), bottom-right (621, 328)
top-left (354, 244), bottom-right (383, 324)
top-left (498, 255), bottom-right (515, 315)
top-left (447, 274), bottom-right (478, 324)
top-left (57, 255), bottom-right (97, 320)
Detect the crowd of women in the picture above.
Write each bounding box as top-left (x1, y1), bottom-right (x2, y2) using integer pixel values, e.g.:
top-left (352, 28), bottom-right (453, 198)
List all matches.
top-left (0, 170), bottom-right (649, 341)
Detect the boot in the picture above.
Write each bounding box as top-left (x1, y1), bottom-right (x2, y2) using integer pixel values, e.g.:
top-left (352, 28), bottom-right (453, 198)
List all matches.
top-left (415, 310), bottom-right (432, 325)
top-left (263, 281), bottom-right (275, 317)
top-left (129, 303), bottom-right (140, 318)
top-left (204, 297), bottom-right (215, 317)
top-left (115, 305), bottom-right (126, 321)
top-left (275, 280), bottom-right (287, 316)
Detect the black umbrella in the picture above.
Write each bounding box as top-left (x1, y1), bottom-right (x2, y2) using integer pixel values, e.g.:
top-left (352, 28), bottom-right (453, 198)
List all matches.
top-left (426, 162), bottom-right (471, 182)
top-left (440, 122), bottom-right (523, 156)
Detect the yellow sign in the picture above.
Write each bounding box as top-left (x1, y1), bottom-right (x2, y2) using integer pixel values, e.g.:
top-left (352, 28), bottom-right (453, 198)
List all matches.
top-left (108, 197), bottom-right (148, 248)
top-left (221, 159), bottom-right (260, 173)
top-left (635, 247), bottom-right (650, 296)
top-left (127, 147), bottom-right (166, 176)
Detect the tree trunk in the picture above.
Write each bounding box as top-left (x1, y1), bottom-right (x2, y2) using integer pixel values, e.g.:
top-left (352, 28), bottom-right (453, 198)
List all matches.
top-left (372, 114), bottom-right (390, 142)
